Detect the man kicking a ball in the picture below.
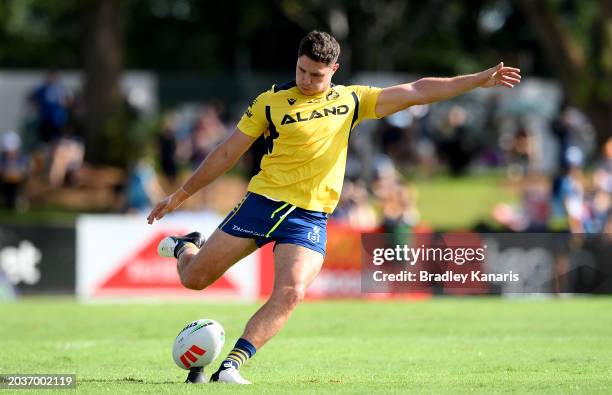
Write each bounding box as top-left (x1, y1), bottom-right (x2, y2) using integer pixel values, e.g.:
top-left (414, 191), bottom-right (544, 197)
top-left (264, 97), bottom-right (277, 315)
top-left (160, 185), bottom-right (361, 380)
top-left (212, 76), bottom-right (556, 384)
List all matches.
top-left (147, 30), bottom-right (521, 384)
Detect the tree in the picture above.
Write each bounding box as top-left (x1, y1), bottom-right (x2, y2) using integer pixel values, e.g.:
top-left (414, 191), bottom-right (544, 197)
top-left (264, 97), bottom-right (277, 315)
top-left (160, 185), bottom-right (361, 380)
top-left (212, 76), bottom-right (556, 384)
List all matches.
top-left (81, 0), bottom-right (127, 166)
top-left (516, 0), bottom-right (611, 149)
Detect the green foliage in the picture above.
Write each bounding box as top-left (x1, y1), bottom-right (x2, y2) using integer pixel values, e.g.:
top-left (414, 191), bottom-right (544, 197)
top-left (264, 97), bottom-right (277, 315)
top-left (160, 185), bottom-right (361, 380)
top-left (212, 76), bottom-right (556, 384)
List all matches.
top-left (0, 0), bottom-right (81, 67)
top-left (0, 0), bottom-right (553, 73)
top-left (0, 0), bottom-right (604, 76)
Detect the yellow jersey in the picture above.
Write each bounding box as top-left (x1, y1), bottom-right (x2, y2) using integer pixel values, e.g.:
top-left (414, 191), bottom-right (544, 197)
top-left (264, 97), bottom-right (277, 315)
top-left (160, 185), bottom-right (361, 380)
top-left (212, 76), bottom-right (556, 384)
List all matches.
top-left (237, 81), bottom-right (382, 213)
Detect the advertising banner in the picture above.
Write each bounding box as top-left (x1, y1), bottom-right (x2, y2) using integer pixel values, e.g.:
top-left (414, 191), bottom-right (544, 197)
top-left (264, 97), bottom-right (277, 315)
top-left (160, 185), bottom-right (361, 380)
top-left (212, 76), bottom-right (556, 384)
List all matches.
top-left (77, 212), bottom-right (259, 301)
top-left (0, 223), bottom-right (75, 295)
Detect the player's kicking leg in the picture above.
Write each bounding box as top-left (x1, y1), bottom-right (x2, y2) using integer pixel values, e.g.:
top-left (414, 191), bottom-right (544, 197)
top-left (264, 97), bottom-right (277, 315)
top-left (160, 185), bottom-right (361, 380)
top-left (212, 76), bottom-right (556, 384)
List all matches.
top-left (210, 243), bottom-right (324, 384)
top-left (158, 228), bottom-right (257, 383)
top-left (159, 228), bottom-right (257, 291)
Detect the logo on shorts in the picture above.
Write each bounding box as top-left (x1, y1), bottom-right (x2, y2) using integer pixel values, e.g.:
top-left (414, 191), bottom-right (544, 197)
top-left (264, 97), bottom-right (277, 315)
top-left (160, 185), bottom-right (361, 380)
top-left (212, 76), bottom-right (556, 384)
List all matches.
top-left (307, 226), bottom-right (320, 243)
top-left (232, 225), bottom-right (264, 237)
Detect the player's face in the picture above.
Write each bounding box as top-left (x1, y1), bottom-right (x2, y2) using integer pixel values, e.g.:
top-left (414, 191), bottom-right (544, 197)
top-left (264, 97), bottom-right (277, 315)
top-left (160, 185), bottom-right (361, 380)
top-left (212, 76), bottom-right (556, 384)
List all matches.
top-left (296, 55), bottom-right (339, 96)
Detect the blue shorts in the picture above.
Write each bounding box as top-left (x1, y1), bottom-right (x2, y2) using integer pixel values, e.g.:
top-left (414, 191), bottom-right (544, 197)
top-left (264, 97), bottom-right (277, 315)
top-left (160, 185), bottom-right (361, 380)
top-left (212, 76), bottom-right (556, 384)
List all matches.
top-left (218, 192), bottom-right (328, 256)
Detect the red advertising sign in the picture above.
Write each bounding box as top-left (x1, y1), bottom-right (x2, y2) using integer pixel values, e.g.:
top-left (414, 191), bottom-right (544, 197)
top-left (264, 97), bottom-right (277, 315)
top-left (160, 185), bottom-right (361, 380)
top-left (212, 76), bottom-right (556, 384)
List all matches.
top-left (93, 231), bottom-right (237, 298)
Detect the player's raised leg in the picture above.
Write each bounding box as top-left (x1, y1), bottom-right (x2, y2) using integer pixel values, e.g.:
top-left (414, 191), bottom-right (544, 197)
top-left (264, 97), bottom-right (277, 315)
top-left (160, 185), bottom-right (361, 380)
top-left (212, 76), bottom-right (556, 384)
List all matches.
top-left (160, 228), bottom-right (257, 291)
top-left (211, 244), bottom-right (324, 384)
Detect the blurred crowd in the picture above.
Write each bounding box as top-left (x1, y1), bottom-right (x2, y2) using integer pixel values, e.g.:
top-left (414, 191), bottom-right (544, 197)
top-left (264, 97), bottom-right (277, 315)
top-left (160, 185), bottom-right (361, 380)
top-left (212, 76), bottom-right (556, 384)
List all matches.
top-left (125, 103), bottom-right (229, 212)
top-left (0, 70), bottom-right (84, 211)
top-left (334, 94), bottom-right (610, 235)
top-left (490, 102), bottom-right (611, 235)
top-left (1, 71), bottom-right (610, 234)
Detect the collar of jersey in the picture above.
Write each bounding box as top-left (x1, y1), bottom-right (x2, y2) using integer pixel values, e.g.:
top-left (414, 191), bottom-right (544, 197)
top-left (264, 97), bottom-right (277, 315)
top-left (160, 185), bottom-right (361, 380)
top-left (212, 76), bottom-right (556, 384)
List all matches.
top-left (292, 82), bottom-right (336, 98)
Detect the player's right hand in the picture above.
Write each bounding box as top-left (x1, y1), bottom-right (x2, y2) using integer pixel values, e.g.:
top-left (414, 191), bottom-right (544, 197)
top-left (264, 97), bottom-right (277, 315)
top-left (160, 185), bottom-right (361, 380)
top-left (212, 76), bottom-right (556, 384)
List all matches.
top-left (147, 188), bottom-right (191, 224)
top-left (481, 62), bottom-right (521, 88)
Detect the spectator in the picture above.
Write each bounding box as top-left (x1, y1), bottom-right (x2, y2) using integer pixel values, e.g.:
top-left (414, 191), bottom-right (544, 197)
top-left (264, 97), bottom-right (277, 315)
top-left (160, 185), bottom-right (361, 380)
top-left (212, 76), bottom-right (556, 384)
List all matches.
top-left (190, 105), bottom-right (227, 169)
top-left (589, 138), bottom-right (612, 233)
top-left (158, 113), bottom-right (179, 184)
top-left (506, 124), bottom-right (534, 180)
top-left (480, 93), bottom-right (504, 167)
top-left (0, 266), bottom-right (17, 300)
top-left (125, 156), bottom-right (165, 213)
top-left (552, 99), bottom-right (595, 174)
top-left (372, 155), bottom-right (420, 233)
top-left (0, 131), bottom-right (30, 211)
top-left (547, 143), bottom-right (610, 235)
top-left (492, 175), bottom-right (550, 232)
top-left (376, 112), bottom-right (418, 172)
top-left (588, 189), bottom-right (611, 234)
top-left (434, 105), bottom-right (475, 176)
top-left (28, 70), bottom-right (71, 146)
top-left (558, 147), bottom-right (586, 233)
top-left (332, 179), bottom-right (378, 229)
top-left (47, 125), bottom-right (85, 187)
top-left (593, 137), bottom-right (612, 195)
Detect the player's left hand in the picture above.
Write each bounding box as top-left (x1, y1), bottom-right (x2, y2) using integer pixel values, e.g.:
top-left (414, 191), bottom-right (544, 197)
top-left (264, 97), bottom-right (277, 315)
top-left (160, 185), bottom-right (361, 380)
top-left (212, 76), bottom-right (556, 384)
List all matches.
top-left (481, 62), bottom-right (521, 88)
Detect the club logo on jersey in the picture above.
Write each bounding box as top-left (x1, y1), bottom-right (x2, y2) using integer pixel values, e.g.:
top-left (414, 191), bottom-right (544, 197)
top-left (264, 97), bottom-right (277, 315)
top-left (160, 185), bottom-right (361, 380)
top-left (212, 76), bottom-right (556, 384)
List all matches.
top-left (326, 89), bottom-right (339, 101)
top-left (287, 98), bottom-right (296, 105)
top-left (307, 226), bottom-right (321, 243)
top-left (280, 104), bottom-right (349, 125)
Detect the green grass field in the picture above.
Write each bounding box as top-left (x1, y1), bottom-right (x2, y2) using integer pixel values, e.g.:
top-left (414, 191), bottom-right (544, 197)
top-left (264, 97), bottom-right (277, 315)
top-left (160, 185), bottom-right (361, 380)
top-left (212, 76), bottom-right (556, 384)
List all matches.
top-left (1, 297), bottom-right (611, 394)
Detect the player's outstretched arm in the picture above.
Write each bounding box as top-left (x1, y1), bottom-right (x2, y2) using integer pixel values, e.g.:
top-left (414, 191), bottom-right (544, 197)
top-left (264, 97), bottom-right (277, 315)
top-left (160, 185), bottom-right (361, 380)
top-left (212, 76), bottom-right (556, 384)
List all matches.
top-left (375, 62), bottom-right (521, 118)
top-left (147, 129), bottom-right (256, 224)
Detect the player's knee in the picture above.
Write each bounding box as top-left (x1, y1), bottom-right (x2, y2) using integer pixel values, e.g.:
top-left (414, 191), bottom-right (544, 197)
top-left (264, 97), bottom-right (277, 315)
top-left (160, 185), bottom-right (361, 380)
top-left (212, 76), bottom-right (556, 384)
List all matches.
top-left (275, 285), bottom-right (306, 307)
top-left (179, 275), bottom-right (202, 290)
top-left (179, 271), bottom-right (211, 291)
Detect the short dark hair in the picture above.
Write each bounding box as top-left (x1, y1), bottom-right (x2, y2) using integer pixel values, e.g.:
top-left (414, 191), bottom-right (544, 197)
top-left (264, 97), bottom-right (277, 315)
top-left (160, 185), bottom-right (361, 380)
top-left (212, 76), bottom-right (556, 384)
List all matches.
top-left (298, 31), bottom-right (340, 65)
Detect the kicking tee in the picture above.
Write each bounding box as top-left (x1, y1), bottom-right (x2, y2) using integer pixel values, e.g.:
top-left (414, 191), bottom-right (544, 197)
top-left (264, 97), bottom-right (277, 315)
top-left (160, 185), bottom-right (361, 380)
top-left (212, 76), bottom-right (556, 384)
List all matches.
top-left (237, 81), bottom-right (382, 213)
